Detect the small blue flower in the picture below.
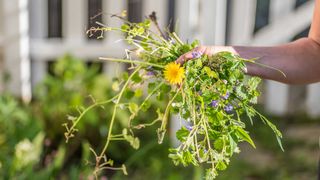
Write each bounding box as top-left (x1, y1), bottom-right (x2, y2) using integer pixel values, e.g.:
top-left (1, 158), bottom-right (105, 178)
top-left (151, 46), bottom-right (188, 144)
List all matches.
top-left (198, 91), bottom-right (202, 96)
top-left (222, 92), bottom-right (230, 100)
top-left (191, 51), bottom-right (202, 59)
top-left (224, 104), bottom-right (233, 112)
top-left (147, 71), bottom-right (155, 76)
top-left (185, 125), bottom-right (193, 131)
top-left (210, 100), bottom-right (219, 108)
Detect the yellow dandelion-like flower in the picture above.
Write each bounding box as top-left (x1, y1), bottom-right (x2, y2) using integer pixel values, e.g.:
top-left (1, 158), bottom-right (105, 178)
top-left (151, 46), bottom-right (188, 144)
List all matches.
top-left (164, 62), bottom-right (185, 85)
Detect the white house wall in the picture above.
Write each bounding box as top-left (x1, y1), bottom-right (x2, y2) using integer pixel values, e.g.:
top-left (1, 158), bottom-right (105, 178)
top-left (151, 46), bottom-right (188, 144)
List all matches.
top-left (2, 0), bottom-right (31, 102)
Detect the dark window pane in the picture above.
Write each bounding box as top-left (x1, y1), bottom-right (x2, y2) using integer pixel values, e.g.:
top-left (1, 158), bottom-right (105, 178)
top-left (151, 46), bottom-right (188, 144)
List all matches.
top-left (128, 0), bottom-right (143, 23)
top-left (48, 0), bottom-right (62, 38)
top-left (88, 0), bottom-right (103, 40)
top-left (168, 0), bottom-right (175, 32)
top-left (254, 0), bottom-right (270, 33)
top-left (225, 0), bottom-right (232, 45)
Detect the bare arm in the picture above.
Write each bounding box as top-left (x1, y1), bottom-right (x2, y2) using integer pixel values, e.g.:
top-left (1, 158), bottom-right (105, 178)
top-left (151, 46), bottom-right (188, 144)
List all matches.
top-left (176, 0), bottom-right (320, 84)
top-left (235, 38), bottom-right (320, 84)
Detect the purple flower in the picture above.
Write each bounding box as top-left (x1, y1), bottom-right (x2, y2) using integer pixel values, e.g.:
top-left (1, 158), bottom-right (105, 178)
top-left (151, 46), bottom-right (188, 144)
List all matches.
top-left (191, 51), bottom-right (202, 59)
top-left (147, 71), bottom-right (155, 76)
top-left (224, 104), bottom-right (233, 112)
top-left (198, 91), bottom-right (203, 96)
top-left (210, 100), bottom-right (219, 108)
top-left (185, 125), bottom-right (193, 131)
top-left (222, 92), bottom-right (230, 100)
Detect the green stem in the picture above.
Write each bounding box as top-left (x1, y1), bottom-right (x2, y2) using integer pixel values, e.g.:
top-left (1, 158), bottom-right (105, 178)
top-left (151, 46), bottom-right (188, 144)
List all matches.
top-left (160, 89), bottom-right (180, 131)
top-left (242, 59), bottom-right (286, 78)
top-left (99, 57), bottom-right (165, 69)
top-left (138, 82), bottom-right (164, 110)
top-left (65, 95), bottom-right (119, 142)
top-left (172, 32), bottom-right (184, 45)
top-left (110, 27), bottom-right (164, 46)
top-left (128, 82), bottom-right (164, 128)
top-left (157, 88), bottom-right (180, 144)
top-left (203, 117), bottom-right (215, 169)
top-left (133, 119), bottom-right (161, 129)
top-left (97, 66), bottom-right (142, 164)
top-left (192, 95), bottom-right (201, 160)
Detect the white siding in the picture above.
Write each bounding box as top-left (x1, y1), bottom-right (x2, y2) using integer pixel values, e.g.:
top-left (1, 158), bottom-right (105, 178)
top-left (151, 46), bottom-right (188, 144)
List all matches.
top-left (229, 0), bottom-right (256, 45)
top-left (3, 0), bottom-right (31, 102)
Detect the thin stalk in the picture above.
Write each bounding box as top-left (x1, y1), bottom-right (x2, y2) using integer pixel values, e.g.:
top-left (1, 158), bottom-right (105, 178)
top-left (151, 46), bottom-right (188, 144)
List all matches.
top-left (97, 66), bottom-right (142, 165)
top-left (172, 32), bottom-right (184, 45)
top-left (65, 95), bottom-right (119, 142)
top-left (133, 119), bottom-right (162, 129)
top-left (99, 57), bottom-right (165, 68)
top-left (202, 111), bottom-right (215, 169)
top-left (241, 59), bottom-right (286, 78)
top-left (192, 93), bottom-right (201, 161)
top-left (160, 89), bottom-right (181, 131)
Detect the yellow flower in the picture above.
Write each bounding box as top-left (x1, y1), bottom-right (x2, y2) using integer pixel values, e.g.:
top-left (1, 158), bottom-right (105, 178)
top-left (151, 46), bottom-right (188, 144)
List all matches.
top-left (164, 62), bottom-right (185, 85)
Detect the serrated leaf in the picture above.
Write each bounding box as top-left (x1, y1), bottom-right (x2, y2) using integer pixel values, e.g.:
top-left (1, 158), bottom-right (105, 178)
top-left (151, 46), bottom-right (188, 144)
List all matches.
top-left (214, 138), bottom-right (224, 150)
top-left (216, 161), bottom-right (227, 171)
top-left (176, 127), bottom-right (190, 142)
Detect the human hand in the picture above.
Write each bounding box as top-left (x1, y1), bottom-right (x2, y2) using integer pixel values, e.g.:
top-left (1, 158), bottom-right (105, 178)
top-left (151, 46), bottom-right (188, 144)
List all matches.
top-left (175, 46), bottom-right (236, 64)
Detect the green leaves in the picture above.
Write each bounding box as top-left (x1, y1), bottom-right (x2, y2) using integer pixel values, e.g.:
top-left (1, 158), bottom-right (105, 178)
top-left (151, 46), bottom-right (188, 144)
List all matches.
top-left (72, 16), bottom-right (284, 180)
top-left (128, 103), bottom-right (138, 115)
top-left (176, 127), bottom-right (190, 142)
top-left (202, 67), bottom-right (218, 79)
top-left (122, 128), bottom-right (140, 149)
top-left (235, 127), bottom-right (256, 148)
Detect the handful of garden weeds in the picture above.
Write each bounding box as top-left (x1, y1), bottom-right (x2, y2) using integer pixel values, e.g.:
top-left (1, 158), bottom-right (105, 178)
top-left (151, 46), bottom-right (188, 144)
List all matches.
top-left (64, 11), bottom-right (284, 179)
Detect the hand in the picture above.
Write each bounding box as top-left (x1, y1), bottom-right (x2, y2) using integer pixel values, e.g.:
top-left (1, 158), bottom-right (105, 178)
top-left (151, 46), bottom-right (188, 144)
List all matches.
top-left (175, 46), bottom-right (236, 64)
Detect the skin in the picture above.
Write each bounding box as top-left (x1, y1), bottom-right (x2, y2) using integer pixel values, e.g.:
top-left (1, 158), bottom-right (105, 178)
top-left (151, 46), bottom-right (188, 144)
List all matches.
top-left (176, 0), bottom-right (320, 85)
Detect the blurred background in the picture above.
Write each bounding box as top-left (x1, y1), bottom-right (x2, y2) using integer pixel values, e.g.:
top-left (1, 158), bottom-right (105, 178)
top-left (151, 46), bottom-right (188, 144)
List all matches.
top-left (0, 0), bottom-right (319, 179)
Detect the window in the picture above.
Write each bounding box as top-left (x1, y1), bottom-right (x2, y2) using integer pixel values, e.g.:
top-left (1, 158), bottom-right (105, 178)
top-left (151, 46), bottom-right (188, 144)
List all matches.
top-left (128, 0), bottom-right (143, 23)
top-left (87, 0), bottom-right (103, 40)
top-left (48, 0), bottom-right (62, 38)
top-left (254, 0), bottom-right (270, 33)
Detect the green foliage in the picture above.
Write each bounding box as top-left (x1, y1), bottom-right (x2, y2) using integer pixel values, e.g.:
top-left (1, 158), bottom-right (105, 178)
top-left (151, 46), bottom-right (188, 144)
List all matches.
top-left (75, 13), bottom-right (284, 179)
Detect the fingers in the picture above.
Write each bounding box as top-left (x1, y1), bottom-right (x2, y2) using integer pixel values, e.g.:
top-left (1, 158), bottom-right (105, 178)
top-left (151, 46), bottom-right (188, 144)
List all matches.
top-left (176, 46), bottom-right (207, 65)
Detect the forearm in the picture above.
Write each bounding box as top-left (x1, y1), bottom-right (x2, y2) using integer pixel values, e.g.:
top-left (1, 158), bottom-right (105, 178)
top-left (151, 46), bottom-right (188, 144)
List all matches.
top-left (217, 38), bottom-right (320, 84)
